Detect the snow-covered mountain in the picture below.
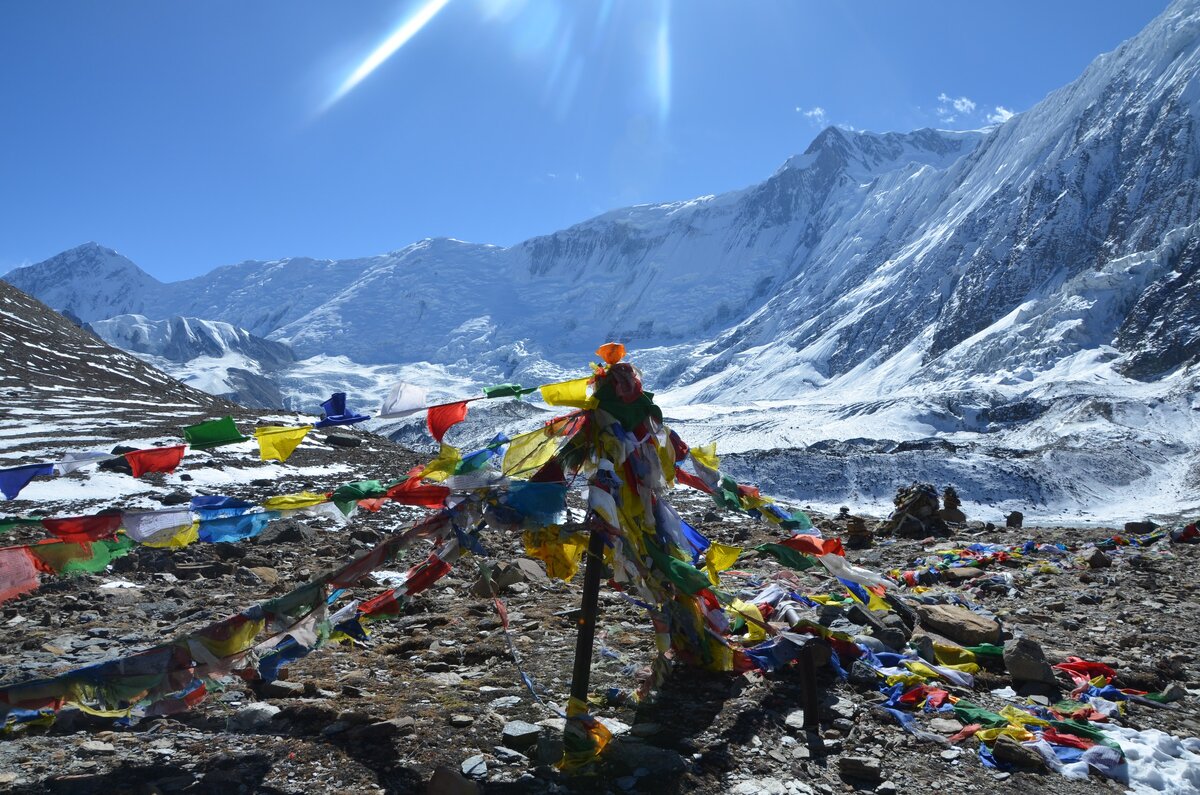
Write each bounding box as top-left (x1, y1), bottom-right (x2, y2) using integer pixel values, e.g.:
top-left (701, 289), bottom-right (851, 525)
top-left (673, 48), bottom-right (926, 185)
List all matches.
top-left (5, 0), bottom-right (1200, 522)
top-left (90, 314), bottom-right (294, 408)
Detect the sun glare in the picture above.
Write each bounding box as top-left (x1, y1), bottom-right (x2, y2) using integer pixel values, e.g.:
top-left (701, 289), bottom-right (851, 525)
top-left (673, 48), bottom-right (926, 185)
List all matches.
top-left (321, 0), bottom-right (454, 113)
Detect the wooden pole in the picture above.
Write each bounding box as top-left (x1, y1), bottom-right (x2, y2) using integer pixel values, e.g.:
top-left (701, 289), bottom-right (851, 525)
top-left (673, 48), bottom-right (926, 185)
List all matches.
top-left (568, 527), bottom-right (607, 705)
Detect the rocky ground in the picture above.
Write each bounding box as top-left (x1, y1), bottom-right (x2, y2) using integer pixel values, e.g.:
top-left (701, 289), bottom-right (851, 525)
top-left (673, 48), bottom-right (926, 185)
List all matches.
top-left (0, 415), bottom-right (1197, 795)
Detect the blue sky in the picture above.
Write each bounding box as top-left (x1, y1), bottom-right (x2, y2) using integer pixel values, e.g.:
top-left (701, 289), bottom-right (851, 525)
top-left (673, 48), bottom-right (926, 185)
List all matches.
top-left (0, 1), bottom-right (1166, 280)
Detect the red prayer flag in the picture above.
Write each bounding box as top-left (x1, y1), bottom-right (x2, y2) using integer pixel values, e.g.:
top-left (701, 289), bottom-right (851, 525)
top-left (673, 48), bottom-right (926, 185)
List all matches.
top-left (675, 469), bottom-right (713, 494)
top-left (403, 553), bottom-right (453, 595)
top-left (41, 512), bottom-right (122, 542)
top-left (779, 534), bottom-right (845, 558)
top-left (359, 589), bottom-right (401, 619)
top-left (385, 477), bottom-right (450, 508)
top-left (124, 445), bottom-right (187, 478)
top-left (426, 401), bottom-right (469, 443)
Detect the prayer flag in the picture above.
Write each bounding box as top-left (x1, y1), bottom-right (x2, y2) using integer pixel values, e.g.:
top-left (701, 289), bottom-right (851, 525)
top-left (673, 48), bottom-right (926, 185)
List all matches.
top-left (595, 342), bottom-right (625, 365)
top-left (704, 543), bottom-right (742, 586)
top-left (540, 377), bottom-right (597, 409)
top-left (254, 425), bottom-right (312, 462)
top-left (262, 492), bottom-right (330, 511)
top-left (384, 478), bottom-right (449, 508)
top-left (419, 445), bottom-right (462, 482)
top-left (482, 383), bottom-right (538, 399)
top-left (198, 512), bottom-right (278, 543)
top-left (427, 401), bottom-right (469, 443)
top-left (183, 416), bottom-right (248, 449)
top-left (121, 508), bottom-right (194, 542)
top-left (42, 512), bottom-right (122, 542)
top-left (0, 463), bottom-right (54, 500)
top-left (315, 392), bottom-right (370, 428)
top-left (52, 452), bottom-right (114, 476)
top-left (0, 546), bottom-right (39, 603)
top-left (378, 381), bottom-right (427, 418)
top-left (124, 446), bottom-right (187, 478)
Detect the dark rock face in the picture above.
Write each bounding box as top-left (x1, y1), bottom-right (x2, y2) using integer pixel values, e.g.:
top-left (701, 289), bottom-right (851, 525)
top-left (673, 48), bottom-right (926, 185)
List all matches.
top-left (1116, 234), bottom-right (1200, 379)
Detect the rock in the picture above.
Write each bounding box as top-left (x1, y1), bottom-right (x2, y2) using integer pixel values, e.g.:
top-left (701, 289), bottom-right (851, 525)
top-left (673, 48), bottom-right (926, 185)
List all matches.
top-left (604, 738), bottom-right (687, 776)
top-left (915, 604), bottom-right (1001, 646)
top-left (262, 680), bottom-right (306, 699)
top-left (489, 695), bottom-right (521, 709)
top-left (79, 740), bottom-right (116, 754)
top-left (837, 755), bottom-right (882, 782)
top-left (246, 566), bottom-right (279, 584)
top-left (511, 558), bottom-right (550, 583)
top-left (1160, 682), bottom-right (1188, 702)
top-left (784, 709), bottom-right (809, 730)
top-left (929, 717), bottom-right (963, 733)
top-left (325, 432), bottom-right (361, 448)
top-left (823, 695), bottom-right (859, 722)
top-left (1003, 637), bottom-right (1058, 686)
top-left (449, 714), bottom-right (475, 728)
top-left (358, 716), bottom-right (416, 741)
top-left (501, 720), bottom-right (541, 751)
top-left (940, 748), bottom-right (961, 760)
top-left (255, 518), bottom-right (318, 545)
top-left (1084, 548), bottom-right (1113, 568)
top-left (877, 782), bottom-right (899, 795)
top-left (992, 734), bottom-right (1047, 770)
top-left (849, 660), bottom-right (880, 687)
top-left (427, 765), bottom-right (479, 795)
top-left (227, 702), bottom-right (281, 733)
top-left (1125, 521), bottom-right (1159, 534)
top-left (942, 567), bottom-right (985, 582)
top-left (461, 754), bottom-right (487, 778)
top-left (1006, 511), bottom-right (1023, 529)
top-left (427, 672), bottom-right (464, 686)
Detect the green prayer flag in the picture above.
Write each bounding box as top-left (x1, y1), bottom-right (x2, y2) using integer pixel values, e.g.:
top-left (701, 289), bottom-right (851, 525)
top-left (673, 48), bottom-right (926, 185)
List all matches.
top-left (963, 642), bottom-right (1005, 657)
top-left (645, 538), bottom-right (711, 595)
top-left (332, 480), bottom-right (389, 514)
top-left (755, 543), bottom-right (818, 571)
top-left (781, 510), bottom-right (814, 532)
top-left (952, 700), bottom-right (1008, 728)
top-left (183, 416), bottom-right (249, 449)
top-left (1049, 720), bottom-right (1125, 752)
top-left (483, 383), bottom-right (538, 399)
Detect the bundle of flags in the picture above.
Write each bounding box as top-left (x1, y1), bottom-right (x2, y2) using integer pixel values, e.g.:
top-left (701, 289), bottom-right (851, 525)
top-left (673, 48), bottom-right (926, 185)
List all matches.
top-left (1, 346), bottom-right (896, 773)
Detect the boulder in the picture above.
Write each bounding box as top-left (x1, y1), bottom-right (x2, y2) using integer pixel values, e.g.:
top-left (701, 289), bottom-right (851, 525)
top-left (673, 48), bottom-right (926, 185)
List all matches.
top-left (915, 604), bottom-right (1001, 646)
top-left (1003, 637), bottom-right (1058, 686)
top-left (992, 734), bottom-right (1047, 770)
top-left (501, 720), bottom-right (542, 751)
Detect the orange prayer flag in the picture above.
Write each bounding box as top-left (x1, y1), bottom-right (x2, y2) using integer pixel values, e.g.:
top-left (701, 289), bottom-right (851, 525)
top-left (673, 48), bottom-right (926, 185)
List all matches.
top-left (596, 342), bottom-right (625, 365)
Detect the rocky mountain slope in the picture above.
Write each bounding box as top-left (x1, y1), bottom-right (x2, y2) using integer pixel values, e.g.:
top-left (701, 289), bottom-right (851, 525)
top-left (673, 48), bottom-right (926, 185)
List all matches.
top-left (89, 314), bottom-right (295, 408)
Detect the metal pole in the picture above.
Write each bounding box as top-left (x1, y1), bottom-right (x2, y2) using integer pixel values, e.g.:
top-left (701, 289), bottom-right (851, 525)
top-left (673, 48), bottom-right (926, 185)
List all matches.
top-left (568, 527), bottom-right (607, 705)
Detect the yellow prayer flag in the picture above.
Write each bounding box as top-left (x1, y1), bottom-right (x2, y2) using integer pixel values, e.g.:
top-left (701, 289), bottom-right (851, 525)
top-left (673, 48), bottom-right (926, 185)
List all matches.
top-left (262, 491), bottom-right (330, 511)
top-left (730, 598), bottom-right (767, 642)
top-left (141, 521), bottom-right (199, 549)
top-left (195, 617), bottom-right (265, 659)
top-left (976, 726), bottom-right (1035, 743)
top-left (255, 425), bottom-right (313, 462)
top-left (704, 543), bottom-right (742, 585)
top-left (540, 377), bottom-right (597, 409)
top-left (419, 444), bottom-right (461, 482)
top-left (691, 443), bottom-right (719, 472)
top-left (999, 705), bottom-right (1050, 727)
top-left (933, 642), bottom-right (976, 667)
top-left (503, 427), bottom-right (561, 476)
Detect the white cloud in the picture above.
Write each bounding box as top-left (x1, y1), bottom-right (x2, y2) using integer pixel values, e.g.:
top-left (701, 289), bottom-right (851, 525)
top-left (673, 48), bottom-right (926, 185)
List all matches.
top-left (936, 92), bottom-right (976, 123)
top-left (796, 106), bottom-right (827, 126)
top-left (987, 105), bottom-right (1015, 124)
